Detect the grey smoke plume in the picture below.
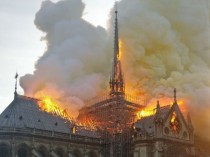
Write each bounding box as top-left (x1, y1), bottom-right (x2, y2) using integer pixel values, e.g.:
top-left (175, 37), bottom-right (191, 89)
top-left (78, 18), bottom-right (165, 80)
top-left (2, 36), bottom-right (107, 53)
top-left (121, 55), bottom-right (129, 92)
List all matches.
top-left (114, 0), bottom-right (210, 140)
top-left (20, 0), bottom-right (210, 139)
top-left (20, 0), bottom-right (111, 116)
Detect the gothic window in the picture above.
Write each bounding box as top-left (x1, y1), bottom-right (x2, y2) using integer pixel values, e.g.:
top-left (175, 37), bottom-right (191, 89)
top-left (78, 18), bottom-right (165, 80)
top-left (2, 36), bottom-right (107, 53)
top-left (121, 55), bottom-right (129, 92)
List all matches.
top-left (38, 145), bottom-right (48, 157)
top-left (88, 151), bottom-right (97, 157)
top-left (73, 149), bottom-right (82, 157)
top-left (17, 143), bottom-right (30, 157)
top-left (170, 112), bottom-right (181, 134)
top-left (18, 147), bottom-right (28, 157)
top-left (56, 147), bottom-right (65, 157)
top-left (0, 143), bottom-right (9, 157)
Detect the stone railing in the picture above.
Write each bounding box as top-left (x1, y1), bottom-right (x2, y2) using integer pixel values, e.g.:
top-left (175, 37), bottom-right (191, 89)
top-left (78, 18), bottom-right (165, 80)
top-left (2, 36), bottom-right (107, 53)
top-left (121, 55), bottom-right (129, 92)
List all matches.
top-left (0, 127), bottom-right (101, 144)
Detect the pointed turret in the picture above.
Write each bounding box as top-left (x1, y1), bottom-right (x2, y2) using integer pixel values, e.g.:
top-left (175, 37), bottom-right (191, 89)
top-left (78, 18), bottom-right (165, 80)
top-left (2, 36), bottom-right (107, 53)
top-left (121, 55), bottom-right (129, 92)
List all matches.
top-left (154, 100), bottom-right (163, 124)
top-left (173, 88), bottom-right (177, 104)
top-left (109, 7), bottom-right (125, 96)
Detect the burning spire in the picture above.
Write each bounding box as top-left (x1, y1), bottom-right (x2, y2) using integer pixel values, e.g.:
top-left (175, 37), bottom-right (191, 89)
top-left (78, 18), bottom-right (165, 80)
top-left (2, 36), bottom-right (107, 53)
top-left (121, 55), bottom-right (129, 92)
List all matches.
top-left (109, 5), bottom-right (125, 96)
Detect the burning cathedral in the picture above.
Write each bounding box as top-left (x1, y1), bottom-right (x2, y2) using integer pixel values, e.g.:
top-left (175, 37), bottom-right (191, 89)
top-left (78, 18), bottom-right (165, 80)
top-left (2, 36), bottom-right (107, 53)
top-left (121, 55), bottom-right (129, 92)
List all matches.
top-left (0, 9), bottom-right (195, 157)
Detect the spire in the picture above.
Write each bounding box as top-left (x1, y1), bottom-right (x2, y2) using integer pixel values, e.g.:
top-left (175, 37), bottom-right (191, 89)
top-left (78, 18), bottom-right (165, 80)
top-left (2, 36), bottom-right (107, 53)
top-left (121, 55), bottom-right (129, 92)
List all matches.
top-left (109, 3), bottom-right (125, 96)
top-left (173, 88), bottom-right (177, 104)
top-left (114, 6), bottom-right (119, 66)
top-left (14, 72), bottom-right (18, 98)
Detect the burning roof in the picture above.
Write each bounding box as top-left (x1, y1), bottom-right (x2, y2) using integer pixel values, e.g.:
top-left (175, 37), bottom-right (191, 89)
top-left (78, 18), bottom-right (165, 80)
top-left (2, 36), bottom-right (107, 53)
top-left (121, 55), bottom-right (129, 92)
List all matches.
top-left (0, 94), bottom-right (100, 138)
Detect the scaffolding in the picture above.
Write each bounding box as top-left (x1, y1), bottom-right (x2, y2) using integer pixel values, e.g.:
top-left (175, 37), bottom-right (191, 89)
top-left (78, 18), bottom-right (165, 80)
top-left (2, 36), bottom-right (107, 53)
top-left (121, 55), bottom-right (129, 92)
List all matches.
top-left (78, 93), bottom-right (144, 157)
top-left (78, 6), bottom-right (146, 157)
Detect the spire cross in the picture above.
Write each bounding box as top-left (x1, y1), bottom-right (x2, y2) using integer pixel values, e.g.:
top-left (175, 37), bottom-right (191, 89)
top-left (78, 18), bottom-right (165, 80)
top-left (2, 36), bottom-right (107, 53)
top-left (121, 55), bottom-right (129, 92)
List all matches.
top-left (174, 88), bottom-right (177, 104)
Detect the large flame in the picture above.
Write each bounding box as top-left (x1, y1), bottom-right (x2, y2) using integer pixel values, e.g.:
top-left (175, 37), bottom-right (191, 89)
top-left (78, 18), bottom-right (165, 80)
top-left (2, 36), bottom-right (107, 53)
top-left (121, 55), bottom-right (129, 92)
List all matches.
top-left (137, 109), bottom-right (155, 119)
top-left (136, 98), bottom-right (187, 120)
top-left (118, 39), bottom-right (123, 59)
top-left (40, 96), bottom-right (58, 113)
top-left (37, 94), bottom-right (97, 130)
top-left (38, 95), bottom-right (70, 119)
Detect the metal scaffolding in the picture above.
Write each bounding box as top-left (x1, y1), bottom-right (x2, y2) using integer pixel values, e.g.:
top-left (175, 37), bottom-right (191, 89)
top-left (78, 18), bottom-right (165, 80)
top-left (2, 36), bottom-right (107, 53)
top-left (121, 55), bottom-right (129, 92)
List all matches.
top-left (78, 5), bottom-right (145, 157)
top-left (78, 93), bottom-right (144, 157)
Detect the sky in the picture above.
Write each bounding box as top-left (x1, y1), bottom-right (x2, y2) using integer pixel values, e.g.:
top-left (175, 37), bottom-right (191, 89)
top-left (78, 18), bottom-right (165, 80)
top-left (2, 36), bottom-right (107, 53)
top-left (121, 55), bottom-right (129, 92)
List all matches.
top-left (0, 0), bottom-right (114, 113)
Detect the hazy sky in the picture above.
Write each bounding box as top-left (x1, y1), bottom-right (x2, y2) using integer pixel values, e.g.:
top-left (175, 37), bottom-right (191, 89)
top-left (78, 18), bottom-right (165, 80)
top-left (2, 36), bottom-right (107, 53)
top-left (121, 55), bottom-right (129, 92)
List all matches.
top-left (0, 0), bottom-right (114, 113)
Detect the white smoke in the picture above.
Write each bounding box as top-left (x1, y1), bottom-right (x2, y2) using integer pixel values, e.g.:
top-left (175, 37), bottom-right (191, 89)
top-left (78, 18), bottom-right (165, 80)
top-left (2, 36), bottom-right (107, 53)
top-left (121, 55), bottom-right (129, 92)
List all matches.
top-left (20, 0), bottom-right (112, 117)
top-left (20, 0), bottom-right (210, 139)
top-left (114, 0), bottom-right (210, 140)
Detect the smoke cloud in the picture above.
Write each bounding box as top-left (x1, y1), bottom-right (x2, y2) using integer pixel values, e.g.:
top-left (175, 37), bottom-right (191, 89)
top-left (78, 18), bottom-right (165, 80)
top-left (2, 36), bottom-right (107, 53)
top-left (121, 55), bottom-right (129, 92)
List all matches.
top-left (20, 0), bottom-right (111, 116)
top-left (114, 0), bottom-right (210, 140)
top-left (20, 0), bottom-right (210, 139)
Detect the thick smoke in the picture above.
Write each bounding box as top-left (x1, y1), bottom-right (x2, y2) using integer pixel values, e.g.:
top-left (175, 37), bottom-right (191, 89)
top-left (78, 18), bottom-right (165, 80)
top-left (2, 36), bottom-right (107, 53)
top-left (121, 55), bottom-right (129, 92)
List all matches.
top-left (20, 0), bottom-right (210, 139)
top-left (114, 0), bottom-right (210, 140)
top-left (20, 0), bottom-right (112, 117)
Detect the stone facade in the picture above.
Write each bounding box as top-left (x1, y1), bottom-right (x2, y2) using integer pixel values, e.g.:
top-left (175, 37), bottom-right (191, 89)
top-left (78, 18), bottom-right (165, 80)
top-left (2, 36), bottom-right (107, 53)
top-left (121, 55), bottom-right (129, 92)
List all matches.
top-left (0, 129), bottom-right (101, 157)
top-left (0, 95), bottom-right (102, 157)
top-left (132, 102), bottom-right (195, 157)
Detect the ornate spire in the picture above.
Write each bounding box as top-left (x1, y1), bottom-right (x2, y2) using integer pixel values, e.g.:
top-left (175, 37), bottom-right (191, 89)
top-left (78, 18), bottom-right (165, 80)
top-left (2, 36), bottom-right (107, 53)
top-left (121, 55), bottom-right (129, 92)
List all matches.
top-left (109, 4), bottom-right (125, 96)
top-left (114, 7), bottom-right (119, 66)
top-left (174, 88), bottom-right (177, 104)
top-left (14, 72), bottom-right (19, 98)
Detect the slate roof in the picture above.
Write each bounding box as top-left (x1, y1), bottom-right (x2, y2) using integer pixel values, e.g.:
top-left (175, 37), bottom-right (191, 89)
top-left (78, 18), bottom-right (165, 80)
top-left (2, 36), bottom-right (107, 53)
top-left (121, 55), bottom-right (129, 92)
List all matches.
top-left (0, 95), bottom-right (72, 133)
top-left (0, 95), bottom-right (100, 138)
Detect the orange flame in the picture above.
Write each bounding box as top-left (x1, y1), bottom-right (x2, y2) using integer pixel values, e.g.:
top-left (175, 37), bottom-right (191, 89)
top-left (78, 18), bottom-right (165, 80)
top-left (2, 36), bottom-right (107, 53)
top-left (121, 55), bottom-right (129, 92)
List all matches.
top-left (40, 96), bottom-right (58, 113)
top-left (137, 109), bottom-right (155, 119)
top-left (171, 112), bottom-right (177, 124)
top-left (119, 39), bottom-right (123, 59)
top-left (136, 98), bottom-right (187, 120)
top-left (37, 94), bottom-right (97, 130)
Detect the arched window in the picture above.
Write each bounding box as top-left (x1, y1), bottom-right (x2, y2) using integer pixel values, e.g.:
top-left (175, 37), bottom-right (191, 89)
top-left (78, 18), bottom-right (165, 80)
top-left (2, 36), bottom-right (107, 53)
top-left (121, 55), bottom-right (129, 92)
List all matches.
top-left (0, 143), bottom-right (10, 157)
top-left (73, 149), bottom-right (82, 157)
top-left (17, 143), bottom-right (30, 157)
top-left (18, 148), bottom-right (28, 157)
top-left (55, 147), bottom-right (65, 157)
top-left (38, 145), bottom-right (48, 157)
top-left (87, 151), bottom-right (97, 157)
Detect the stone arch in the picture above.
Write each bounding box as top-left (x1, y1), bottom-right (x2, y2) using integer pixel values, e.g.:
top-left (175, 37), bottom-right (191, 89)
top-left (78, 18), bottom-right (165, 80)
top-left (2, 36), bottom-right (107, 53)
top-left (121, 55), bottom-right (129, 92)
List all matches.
top-left (17, 143), bottom-right (30, 157)
top-left (0, 143), bottom-right (10, 157)
top-left (55, 147), bottom-right (65, 157)
top-left (72, 149), bottom-right (82, 157)
top-left (87, 151), bottom-right (97, 157)
top-left (38, 145), bottom-right (49, 157)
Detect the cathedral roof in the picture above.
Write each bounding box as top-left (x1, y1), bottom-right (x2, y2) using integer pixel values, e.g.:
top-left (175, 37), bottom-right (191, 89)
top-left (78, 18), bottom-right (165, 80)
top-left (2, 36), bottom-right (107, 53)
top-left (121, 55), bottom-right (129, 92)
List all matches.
top-left (134, 105), bottom-right (172, 135)
top-left (0, 95), bottom-right (72, 133)
top-left (134, 103), bottom-right (190, 137)
top-left (0, 95), bottom-right (100, 138)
